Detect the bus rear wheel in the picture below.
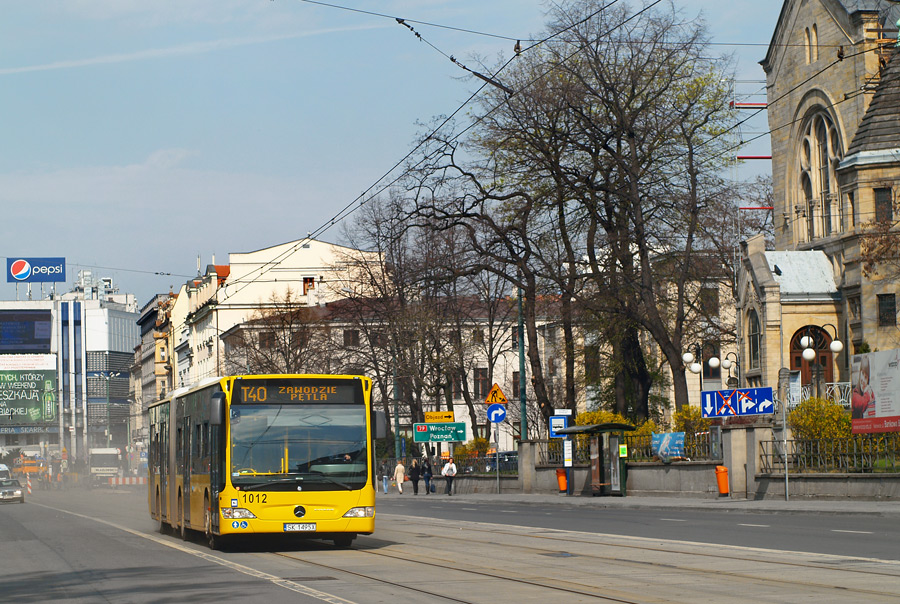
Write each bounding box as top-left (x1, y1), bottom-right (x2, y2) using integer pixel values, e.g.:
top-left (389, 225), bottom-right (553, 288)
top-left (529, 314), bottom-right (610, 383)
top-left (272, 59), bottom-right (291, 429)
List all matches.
top-left (156, 491), bottom-right (167, 534)
top-left (178, 495), bottom-right (188, 541)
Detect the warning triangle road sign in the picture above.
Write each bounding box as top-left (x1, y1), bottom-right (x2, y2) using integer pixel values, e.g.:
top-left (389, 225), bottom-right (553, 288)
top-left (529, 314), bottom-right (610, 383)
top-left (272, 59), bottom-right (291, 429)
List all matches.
top-left (484, 383), bottom-right (508, 405)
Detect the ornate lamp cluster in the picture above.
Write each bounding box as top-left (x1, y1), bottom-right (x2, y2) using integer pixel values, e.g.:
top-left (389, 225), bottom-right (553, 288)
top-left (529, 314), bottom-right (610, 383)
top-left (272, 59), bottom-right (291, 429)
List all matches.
top-left (800, 323), bottom-right (843, 361)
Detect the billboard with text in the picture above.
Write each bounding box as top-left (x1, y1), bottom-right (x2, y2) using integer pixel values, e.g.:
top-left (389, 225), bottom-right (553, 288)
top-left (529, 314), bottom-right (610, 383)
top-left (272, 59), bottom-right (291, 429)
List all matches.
top-left (6, 257), bottom-right (66, 283)
top-left (0, 310), bottom-right (52, 354)
top-left (851, 350), bottom-right (900, 434)
top-left (0, 369), bottom-right (57, 425)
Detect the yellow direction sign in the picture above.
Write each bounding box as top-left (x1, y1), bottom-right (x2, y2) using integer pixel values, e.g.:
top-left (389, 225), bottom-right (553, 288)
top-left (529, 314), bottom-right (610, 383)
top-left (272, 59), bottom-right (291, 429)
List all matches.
top-left (484, 383), bottom-right (508, 405)
top-left (424, 411), bottom-right (455, 423)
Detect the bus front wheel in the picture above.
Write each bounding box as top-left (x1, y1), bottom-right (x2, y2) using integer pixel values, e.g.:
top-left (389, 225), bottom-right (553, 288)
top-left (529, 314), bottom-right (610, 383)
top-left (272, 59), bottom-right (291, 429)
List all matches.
top-left (333, 534), bottom-right (354, 548)
top-left (204, 495), bottom-right (221, 550)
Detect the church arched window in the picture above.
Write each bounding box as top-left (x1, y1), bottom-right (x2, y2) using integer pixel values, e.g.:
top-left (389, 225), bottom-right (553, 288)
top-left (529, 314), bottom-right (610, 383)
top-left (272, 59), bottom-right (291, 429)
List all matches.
top-left (798, 111), bottom-right (842, 242)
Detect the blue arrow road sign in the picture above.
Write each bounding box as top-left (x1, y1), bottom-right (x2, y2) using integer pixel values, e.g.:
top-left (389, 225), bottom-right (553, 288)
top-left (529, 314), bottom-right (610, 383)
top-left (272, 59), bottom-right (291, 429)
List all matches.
top-left (701, 387), bottom-right (775, 418)
top-left (487, 403), bottom-right (507, 423)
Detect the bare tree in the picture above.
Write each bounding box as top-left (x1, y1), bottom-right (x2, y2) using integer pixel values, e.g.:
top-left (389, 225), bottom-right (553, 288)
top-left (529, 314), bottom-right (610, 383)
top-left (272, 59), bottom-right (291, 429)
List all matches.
top-left (222, 288), bottom-right (335, 375)
top-left (408, 1), bottom-right (736, 414)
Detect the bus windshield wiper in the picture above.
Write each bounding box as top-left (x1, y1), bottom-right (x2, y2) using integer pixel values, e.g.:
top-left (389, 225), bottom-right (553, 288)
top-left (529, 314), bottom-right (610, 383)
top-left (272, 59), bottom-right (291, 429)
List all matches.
top-left (297, 471), bottom-right (353, 490)
top-left (240, 476), bottom-right (303, 490)
top-left (239, 473), bottom-right (353, 491)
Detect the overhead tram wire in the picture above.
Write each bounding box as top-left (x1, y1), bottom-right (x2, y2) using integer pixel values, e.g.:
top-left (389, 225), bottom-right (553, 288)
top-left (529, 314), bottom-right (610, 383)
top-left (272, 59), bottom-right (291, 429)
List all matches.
top-left (65, 262), bottom-right (193, 279)
top-left (359, 21), bottom-right (889, 244)
top-left (295, 0), bottom-right (539, 43)
top-left (217, 1), bottom-right (635, 306)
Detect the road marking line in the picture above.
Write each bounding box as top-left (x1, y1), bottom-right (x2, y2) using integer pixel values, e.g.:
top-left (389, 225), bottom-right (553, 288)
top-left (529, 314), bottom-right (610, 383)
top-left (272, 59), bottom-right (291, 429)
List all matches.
top-left (832, 529), bottom-right (873, 534)
top-left (33, 503), bottom-right (357, 604)
top-left (659, 518), bottom-right (687, 522)
top-left (738, 524), bottom-right (770, 528)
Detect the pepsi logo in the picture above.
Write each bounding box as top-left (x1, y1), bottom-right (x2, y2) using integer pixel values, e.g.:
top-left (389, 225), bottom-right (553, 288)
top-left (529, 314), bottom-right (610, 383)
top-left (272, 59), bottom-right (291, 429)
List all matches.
top-left (10, 259), bottom-right (31, 281)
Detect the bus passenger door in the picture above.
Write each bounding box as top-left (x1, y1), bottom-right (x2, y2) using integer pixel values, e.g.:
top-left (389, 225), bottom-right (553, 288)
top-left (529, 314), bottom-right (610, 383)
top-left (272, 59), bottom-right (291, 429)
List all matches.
top-left (159, 419), bottom-right (168, 521)
top-left (182, 415), bottom-right (191, 525)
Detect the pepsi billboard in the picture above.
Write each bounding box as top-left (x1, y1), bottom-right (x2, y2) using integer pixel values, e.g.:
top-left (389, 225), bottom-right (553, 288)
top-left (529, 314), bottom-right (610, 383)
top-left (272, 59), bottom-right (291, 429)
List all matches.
top-left (6, 257), bottom-right (66, 283)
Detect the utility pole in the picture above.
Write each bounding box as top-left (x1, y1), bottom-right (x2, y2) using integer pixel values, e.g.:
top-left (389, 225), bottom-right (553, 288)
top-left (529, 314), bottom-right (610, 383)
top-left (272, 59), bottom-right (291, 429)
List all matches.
top-left (518, 287), bottom-right (527, 442)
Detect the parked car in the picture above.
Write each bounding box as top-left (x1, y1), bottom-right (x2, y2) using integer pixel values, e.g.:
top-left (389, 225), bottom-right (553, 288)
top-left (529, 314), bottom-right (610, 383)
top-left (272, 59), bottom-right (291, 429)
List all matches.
top-left (485, 451), bottom-right (519, 473)
top-left (0, 478), bottom-right (25, 503)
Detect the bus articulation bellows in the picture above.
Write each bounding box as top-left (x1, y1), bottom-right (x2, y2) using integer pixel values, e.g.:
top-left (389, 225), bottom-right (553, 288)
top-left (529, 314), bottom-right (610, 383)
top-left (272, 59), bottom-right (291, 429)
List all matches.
top-left (148, 374), bottom-right (386, 549)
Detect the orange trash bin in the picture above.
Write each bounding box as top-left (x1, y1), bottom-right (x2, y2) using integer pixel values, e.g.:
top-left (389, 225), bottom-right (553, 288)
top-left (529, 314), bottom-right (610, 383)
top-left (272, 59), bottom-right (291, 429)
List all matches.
top-left (715, 465), bottom-right (729, 497)
top-left (556, 468), bottom-right (567, 493)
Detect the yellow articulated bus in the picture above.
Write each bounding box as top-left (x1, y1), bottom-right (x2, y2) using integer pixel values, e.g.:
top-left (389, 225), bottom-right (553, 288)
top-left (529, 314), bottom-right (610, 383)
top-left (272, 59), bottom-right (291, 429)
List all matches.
top-left (148, 374), bottom-right (386, 549)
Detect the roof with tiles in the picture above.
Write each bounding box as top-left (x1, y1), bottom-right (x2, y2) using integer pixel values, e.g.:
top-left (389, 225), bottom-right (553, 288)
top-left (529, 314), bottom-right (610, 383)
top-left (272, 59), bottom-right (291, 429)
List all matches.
top-left (846, 46), bottom-right (900, 156)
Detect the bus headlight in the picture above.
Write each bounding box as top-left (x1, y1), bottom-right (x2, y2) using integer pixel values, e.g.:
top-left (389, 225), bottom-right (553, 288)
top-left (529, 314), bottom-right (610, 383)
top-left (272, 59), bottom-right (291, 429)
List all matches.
top-left (343, 506), bottom-right (375, 518)
top-left (222, 507), bottom-right (257, 519)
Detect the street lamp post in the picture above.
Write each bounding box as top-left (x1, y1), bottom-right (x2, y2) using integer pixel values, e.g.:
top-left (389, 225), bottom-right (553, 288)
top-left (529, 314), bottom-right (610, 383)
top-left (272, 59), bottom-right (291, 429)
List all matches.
top-left (709, 352), bottom-right (740, 388)
top-left (682, 344), bottom-right (704, 406)
top-left (682, 344), bottom-right (703, 375)
top-left (800, 324), bottom-right (843, 398)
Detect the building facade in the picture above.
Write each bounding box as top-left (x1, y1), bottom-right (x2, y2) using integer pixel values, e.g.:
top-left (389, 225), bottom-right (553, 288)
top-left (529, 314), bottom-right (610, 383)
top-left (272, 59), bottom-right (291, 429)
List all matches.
top-left (738, 1), bottom-right (900, 401)
top-left (0, 272), bottom-right (138, 464)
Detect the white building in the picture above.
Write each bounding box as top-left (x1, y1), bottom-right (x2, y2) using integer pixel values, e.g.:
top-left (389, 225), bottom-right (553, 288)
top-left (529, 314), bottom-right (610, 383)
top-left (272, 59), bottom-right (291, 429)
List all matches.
top-left (0, 272), bottom-right (138, 463)
top-left (169, 238), bottom-right (380, 388)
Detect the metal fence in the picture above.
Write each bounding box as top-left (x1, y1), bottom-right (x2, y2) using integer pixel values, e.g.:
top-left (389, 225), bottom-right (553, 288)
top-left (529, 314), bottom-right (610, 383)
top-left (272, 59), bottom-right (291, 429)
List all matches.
top-left (759, 433), bottom-right (900, 473)
top-left (535, 432), bottom-right (720, 466)
top-left (795, 382), bottom-right (851, 409)
top-left (538, 439), bottom-right (591, 466)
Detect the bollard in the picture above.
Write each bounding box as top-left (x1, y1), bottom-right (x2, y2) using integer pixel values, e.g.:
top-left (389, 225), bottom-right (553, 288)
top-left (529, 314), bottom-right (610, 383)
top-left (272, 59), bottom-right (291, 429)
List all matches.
top-left (715, 465), bottom-right (729, 497)
top-left (26, 474), bottom-right (32, 495)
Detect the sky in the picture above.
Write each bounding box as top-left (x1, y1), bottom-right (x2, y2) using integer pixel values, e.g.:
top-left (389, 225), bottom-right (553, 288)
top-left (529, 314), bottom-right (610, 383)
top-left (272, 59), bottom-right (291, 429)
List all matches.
top-left (0, 0), bottom-right (784, 307)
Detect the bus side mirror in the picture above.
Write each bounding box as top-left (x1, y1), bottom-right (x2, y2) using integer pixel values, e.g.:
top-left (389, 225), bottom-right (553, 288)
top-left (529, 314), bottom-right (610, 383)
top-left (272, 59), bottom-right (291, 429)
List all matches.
top-left (373, 410), bottom-right (387, 439)
top-left (210, 392), bottom-right (226, 425)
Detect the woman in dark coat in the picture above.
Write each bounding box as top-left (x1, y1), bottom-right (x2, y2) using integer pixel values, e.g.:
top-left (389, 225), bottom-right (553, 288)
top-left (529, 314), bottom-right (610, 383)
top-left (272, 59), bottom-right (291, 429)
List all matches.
top-left (408, 459), bottom-right (422, 495)
top-left (422, 458), bottom-right (433, 494)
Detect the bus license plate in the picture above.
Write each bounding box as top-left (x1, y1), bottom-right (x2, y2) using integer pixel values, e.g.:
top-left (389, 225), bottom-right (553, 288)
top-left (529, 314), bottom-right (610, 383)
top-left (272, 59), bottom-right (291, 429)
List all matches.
top-left (284, 523), bottom-right (316, 532)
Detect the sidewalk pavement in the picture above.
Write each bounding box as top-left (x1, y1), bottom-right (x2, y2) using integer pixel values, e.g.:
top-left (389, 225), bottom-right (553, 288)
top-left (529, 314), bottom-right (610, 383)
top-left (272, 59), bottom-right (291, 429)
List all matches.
top-left (377, 489), bottom-right (900, 516)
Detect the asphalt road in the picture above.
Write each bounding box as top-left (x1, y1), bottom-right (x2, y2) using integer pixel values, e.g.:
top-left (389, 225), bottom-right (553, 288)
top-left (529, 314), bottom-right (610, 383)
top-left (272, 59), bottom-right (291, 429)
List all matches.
top-left (375, 495), bottom-right (900, 561)
top-left (3, 487), bottom-right (899, 603)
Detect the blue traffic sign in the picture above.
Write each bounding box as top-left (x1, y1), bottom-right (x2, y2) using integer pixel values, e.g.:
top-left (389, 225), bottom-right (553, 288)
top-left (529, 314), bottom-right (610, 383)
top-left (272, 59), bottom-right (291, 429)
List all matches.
top-left (701, 387), bottom-right (775, 418)
top-left (548, 415), bottom-right (569, 438)
top-left (487, 403), bottom-right (507, 423)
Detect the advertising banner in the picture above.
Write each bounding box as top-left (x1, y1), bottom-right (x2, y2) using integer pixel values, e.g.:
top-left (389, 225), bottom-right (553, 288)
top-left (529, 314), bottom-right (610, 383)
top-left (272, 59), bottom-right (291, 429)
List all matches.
top-left (0, 370), bottom-right (57, 425)
top-left (6, 257), bottom-right (66, 283)
top-left (0, 310), bottom-right (52, 354)
top-left (850, 350), bottom-right (900, 434)
top-left (651, 432), bottom-right (685, 462)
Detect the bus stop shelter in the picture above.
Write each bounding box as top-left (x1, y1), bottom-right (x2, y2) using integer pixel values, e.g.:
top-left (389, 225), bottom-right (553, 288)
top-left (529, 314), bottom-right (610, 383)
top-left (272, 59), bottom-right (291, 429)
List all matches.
top-left (554, 423), bottom-right (635, 496)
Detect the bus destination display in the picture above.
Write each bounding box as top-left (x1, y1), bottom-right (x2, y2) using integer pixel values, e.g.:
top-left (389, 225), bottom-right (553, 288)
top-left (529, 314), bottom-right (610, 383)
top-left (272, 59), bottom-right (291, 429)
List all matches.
top-left (234, 379), bottom-right (360, 405)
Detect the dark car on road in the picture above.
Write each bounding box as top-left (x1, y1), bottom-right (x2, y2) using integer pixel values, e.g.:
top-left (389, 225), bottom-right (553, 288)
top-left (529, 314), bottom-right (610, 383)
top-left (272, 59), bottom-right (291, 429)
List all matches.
top-left (0, 478), bottom-right (25, 503)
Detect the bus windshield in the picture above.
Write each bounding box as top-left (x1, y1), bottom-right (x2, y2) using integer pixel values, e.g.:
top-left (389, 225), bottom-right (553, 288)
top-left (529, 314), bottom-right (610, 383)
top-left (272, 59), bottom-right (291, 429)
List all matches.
top-left (230, 403), bottom-right (368, 491)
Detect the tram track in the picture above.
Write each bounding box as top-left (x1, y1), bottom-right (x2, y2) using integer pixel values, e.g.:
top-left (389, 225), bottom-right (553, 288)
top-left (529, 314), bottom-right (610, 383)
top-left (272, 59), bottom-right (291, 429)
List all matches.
top-left (265, 515), bottom-right (900, 603)
top-left (394, 518), bottom-right (900, 579)
top-left (381, 517), bottom-right (900, 597)
top-left (272, 549), bottom-right (657, 604)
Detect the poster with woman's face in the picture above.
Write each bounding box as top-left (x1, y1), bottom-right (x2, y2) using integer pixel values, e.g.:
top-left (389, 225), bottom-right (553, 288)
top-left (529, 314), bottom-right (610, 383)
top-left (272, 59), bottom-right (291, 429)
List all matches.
top-left (851, 351), bottom-right (900, 434)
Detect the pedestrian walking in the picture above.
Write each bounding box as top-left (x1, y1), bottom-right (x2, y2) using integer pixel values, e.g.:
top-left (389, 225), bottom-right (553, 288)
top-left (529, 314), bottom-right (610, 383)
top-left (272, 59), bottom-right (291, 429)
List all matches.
top-left (441, 457), bottom-right (457, 496)
top-left (409, 459), bottom-right (421, 495)
top-left (393, 459), bottom-right (406, 494)
top-left (422, 458), bottom-right (433, 494)
top-left (379, 461), bottom-right (389, 494)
